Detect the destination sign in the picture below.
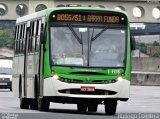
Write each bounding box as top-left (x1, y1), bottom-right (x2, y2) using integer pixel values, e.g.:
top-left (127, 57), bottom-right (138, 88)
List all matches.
top-left (50, 11), bottom-right (127, 24)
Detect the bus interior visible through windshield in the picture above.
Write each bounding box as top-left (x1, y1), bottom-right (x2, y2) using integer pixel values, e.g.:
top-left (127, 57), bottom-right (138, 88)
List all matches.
top-left (50, 23), bottom-right (126, 68)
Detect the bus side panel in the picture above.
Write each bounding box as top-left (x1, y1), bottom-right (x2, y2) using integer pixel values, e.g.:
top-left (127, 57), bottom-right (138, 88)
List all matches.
top-left (19, 56), bottom-right (25, 97)
top-left (31, 52), bottom-right (39, 98)
top-left (12, 56), bottom-right (20, 97)
top-left (27, 53), bottom-right (39, 99)
top-left (26, 54), bottom-right (33, 98)
top-left (12, 55), bottom-right (25, 97)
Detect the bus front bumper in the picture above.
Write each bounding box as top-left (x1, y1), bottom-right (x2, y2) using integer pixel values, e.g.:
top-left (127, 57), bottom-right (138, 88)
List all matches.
top-left (43, 77), bottom-right (130, 100)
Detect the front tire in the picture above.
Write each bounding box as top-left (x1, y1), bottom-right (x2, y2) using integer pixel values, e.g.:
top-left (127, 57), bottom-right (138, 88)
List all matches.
top-left (104, 100), bottom-right (117, 115)
top-left (19, 76), bottom-right (29, 109)
top-left (38, 98), bottom-right (50, 111)
top-left (20, 98), bottom-right (29, 109)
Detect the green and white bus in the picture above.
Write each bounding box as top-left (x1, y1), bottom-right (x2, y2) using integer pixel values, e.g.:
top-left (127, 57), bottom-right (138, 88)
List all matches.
top-left (12, 7), bottom-right (132, 115)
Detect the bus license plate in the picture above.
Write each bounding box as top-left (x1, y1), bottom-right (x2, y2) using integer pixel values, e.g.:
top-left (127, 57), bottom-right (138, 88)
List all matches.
top-left (0, 83), bottom-right (7, 85)
top-left (81, 86), bottom-right (95, 92)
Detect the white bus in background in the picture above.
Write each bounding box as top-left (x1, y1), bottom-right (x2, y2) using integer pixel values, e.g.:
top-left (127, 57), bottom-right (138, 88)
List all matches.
top-left (0, 59), bottom-right (13, 91)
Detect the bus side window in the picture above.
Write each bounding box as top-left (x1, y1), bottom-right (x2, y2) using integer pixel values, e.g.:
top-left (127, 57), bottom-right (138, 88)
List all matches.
top-left (23, 24), bottom-right (27, 54)
top-left (19, 24), bottom-right (23, 54)
top-left (31, 21), bottom-right (35, 52)
top-left (29, 22), bottom-right (32, 52)
top-left (35, 20), bottom-right (39, 51)
top-left (28, 22), bottom-right (34, 52)
top-left (35, 20), bottom-right (41, 51)
top-left (21, 24), bottom-right (26, 54)
top-left (20, 25), bottom-right (23, 53)
top-left (15, 26), bottom-right (18, 54)
top-left (32, 21), bottom-right (37, 52)
top-left (18, 25), bottom-right (22, 54)
top-left (16, 25), bottom-right (20, 54)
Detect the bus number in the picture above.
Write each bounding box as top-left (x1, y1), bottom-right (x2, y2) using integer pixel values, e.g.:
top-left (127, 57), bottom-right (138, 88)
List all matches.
top-left (111, 69), bottom-right (121, 74)
top-left (57, 14), bottom-right (82, 22)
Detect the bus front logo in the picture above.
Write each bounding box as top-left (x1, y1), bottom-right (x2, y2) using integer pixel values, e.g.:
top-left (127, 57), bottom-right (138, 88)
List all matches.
top-left (86, 77), bottom-right (90, 82)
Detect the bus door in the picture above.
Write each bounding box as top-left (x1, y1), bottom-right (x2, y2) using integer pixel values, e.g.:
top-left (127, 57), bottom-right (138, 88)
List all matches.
top-left (38, 17), bottom-right (45, 98)
top-left (30, 18), bottom-right (45, 99)
top-left (23, 21), bottom-right (31, 98)
top-left (24, 20), bottom-right (38, 98)
top-left (24, 18), bottom-right (45, 99)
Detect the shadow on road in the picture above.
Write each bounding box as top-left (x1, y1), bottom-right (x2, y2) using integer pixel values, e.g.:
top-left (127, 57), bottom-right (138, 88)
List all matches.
top-left (49, 108), bottom-right (109, 116)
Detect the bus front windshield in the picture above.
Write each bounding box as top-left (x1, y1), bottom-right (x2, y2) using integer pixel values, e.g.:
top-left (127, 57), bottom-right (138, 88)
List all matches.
top-left (50, 24), bottom-right (126, 68)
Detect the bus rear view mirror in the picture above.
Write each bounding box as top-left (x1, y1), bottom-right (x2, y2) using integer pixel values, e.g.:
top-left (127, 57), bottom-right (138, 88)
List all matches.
top-left (40, 30), bottom-right (46, 44)
top-left (131, 36), bottom-right (136, 51)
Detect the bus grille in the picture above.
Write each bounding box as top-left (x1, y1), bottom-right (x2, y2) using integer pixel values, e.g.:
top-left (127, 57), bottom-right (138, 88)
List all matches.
top-left (58, 89), bottom-right (117, 95)
top-left (59, 78), bottom-right (117, 84)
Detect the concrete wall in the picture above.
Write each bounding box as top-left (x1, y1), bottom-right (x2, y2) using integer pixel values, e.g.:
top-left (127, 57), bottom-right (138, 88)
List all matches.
top-left (131, 72), bottom-right (160, 86)
top-left (0, 0), bottom-right (28, 20)
top-left (28, 0), bottom-right (55, 14)
top-left (132, 57), bottom-right (160, 72)
top-left (131, 57), bottom-right (160, 86)
top-left (55, 0), bottom-right (160, 23)
top-left (0, 0), bottom-right (160, 23)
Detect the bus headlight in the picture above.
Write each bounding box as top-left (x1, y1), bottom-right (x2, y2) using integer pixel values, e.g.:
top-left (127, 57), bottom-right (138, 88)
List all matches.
top-left (117, 77), bottom-right (123, 81)
top-left (53, 75), bottom-right (59, 80)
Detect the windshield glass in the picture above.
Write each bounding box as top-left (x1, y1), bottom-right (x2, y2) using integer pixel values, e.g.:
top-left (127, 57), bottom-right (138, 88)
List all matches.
top-left (50, 24), bottom-right (126, 67)
top-left (0, 68), bottom-right (12, 74)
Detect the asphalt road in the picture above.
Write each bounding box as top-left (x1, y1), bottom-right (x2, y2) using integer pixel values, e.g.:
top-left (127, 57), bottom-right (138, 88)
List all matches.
top-left (0, 86), bottom-right (160, 119)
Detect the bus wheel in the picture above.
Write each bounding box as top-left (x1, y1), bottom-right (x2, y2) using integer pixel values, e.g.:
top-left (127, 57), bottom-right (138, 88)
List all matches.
top-left (77, 103), bottom-right (87, 112)
top-left (88, 103), bottom-right (98, 112)
top-left (104, 100), bottom-right (117, 115)
top-left (38, 98), bottom-right (50, 111)
top-left (20, 98), bottom-right (30, 109)
top-left (19, 77), bottom-right (29, 109)
top-left (30, 100), bottom-right (38, 110)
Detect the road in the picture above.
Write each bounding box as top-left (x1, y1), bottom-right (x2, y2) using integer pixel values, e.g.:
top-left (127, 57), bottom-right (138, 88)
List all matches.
top-left (0, 86), bottom-right (160, 119)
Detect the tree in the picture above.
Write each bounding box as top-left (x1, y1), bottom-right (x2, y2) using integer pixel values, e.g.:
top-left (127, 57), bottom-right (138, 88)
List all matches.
top-left (136, 42), bottom-right (147, 54)
top-left (0, 21), bottom-right (15, 49)
top-left (153, 41), bottom-right (160, 46)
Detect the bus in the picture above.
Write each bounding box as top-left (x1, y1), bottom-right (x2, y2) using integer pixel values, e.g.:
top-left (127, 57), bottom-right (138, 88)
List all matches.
top-left (12, 7), bottom-right (132, 115)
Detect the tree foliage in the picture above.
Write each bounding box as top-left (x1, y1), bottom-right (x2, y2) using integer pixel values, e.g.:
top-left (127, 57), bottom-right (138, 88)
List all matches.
top-left (136, 42), bottom-right (147, 54)
top-left (136, 41), bottom-right (160, 57)
top-left (153, 41), bottom-right (160, 46)
top-left (0, 21), bottom-right (15, 49)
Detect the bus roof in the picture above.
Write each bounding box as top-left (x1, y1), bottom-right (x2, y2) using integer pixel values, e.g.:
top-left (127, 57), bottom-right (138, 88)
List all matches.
top-left (16, 7), bottom-right (128, 24)
top-left (16, 9), bottom-right (47, 24)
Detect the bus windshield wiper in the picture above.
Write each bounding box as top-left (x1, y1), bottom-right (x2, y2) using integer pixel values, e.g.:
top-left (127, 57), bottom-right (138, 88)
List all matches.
top-left (91, 25), bottom-right (109, 41)
top-left (67, 24), bottom-right (82, 44)
top-left (67, 24), bottom-right (84, 57)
